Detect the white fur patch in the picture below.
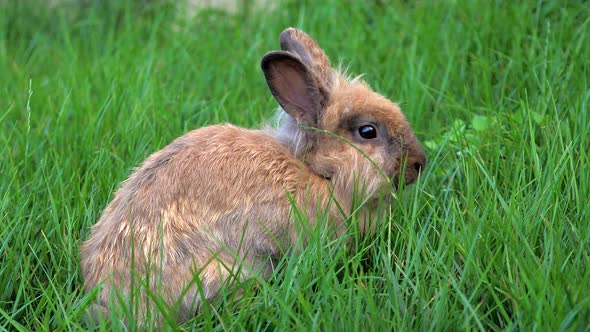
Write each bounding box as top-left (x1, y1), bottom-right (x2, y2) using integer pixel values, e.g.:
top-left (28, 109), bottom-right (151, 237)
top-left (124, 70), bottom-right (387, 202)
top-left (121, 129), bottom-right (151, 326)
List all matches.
top-left (266, 109), bottom-right (308, 157)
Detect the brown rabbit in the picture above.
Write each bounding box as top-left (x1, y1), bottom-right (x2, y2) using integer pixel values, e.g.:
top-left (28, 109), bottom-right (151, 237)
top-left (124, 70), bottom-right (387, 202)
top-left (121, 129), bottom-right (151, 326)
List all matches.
top-left (80, 27), bottom-right (426, 324)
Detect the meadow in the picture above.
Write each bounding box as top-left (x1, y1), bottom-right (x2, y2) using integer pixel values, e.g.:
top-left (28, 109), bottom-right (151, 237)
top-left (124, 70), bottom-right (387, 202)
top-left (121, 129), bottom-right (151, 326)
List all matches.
top-left (1, 0), bottom-right (589, 330)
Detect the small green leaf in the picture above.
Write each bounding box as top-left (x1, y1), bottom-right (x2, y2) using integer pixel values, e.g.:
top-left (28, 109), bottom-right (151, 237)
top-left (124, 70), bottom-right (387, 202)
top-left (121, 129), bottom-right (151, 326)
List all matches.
top-left (471, 115), bottom-right (490, 131)
top-left (424, 140), bottom-right (438, 150)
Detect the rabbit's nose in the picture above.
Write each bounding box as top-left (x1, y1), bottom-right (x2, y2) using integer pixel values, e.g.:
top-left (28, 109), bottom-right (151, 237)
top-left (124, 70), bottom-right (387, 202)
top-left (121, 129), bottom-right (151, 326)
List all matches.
top-left (413, 151), bottom-right (427, 174)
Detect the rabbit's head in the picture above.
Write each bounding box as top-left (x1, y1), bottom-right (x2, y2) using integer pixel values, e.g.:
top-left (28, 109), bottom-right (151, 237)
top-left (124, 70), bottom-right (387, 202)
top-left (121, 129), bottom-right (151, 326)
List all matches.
top-left (262, 28), bottom-right (426, 204)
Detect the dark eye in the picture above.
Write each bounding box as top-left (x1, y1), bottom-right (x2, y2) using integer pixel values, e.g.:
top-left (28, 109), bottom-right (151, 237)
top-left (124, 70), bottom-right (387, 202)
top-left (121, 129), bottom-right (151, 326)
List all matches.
top-left (358, 125), bottom-right (377, 139)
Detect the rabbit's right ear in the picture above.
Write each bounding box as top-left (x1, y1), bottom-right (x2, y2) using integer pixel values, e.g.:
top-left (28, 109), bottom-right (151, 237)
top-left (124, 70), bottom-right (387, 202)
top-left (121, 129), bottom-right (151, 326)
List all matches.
top-left (261, 51), bottom-right (322, 127)
top-left (279, 28), bottom-right (332, 91)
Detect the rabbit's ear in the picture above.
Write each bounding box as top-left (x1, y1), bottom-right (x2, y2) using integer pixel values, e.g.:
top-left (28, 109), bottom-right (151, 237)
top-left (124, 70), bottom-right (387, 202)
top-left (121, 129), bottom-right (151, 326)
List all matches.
top-left (261, 51), bottom-right (322, 127)
top-left (279, 28), bottom-right (332, 89)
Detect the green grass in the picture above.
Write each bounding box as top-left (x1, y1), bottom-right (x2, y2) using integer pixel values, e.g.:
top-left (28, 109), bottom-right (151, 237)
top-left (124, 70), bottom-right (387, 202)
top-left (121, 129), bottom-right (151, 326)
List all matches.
top-left (1, 0), bottom-right (589, 330)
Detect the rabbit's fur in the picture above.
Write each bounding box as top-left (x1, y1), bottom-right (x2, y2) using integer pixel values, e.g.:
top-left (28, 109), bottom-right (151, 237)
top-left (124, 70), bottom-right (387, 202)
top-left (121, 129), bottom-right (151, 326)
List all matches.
top-left (80, 28), bottom-right (426, 324)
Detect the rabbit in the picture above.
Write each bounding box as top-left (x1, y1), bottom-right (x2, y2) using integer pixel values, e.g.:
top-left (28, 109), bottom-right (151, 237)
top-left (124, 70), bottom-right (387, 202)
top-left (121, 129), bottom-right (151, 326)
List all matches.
top-left (80, 27), bottom-right (426, 325)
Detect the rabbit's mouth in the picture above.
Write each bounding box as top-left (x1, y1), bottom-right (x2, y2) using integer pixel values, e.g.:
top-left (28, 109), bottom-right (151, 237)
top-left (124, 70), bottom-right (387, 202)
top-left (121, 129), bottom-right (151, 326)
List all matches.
top-left (391, 180), bottom-right (399, 191)
top-left (391, 166), bottom-right (422, 189)
top-left (390, 174), bottom-right (402, 190)
top-left (390, 176), bottom-right (415, 190)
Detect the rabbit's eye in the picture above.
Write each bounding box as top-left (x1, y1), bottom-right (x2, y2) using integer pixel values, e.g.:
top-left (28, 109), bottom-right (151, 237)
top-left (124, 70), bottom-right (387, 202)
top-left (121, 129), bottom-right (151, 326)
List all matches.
top-left (358, 125), bottom-right (377, 139)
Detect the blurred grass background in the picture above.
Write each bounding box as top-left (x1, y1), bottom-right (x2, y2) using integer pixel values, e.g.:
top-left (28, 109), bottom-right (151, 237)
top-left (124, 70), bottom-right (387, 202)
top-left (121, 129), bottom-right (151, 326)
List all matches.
top-left (1, 0), bottom-right (589, 330)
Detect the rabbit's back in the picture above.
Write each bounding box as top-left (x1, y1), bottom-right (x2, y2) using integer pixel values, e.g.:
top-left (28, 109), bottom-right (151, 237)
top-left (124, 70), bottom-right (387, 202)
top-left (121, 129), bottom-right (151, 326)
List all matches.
top-left (80, 124), bottom-right (329, 318)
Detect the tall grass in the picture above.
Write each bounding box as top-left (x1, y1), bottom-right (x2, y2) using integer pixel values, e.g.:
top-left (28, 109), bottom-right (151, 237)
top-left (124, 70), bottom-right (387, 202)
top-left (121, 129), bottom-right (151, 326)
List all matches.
top-left (1, 0), bottom-right (589, 330)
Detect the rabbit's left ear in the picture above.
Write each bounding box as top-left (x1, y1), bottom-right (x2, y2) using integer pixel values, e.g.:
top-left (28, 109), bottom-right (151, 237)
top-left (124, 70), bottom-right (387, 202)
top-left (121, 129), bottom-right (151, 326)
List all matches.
top-left (261, 51), bottom-right (322, 127)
